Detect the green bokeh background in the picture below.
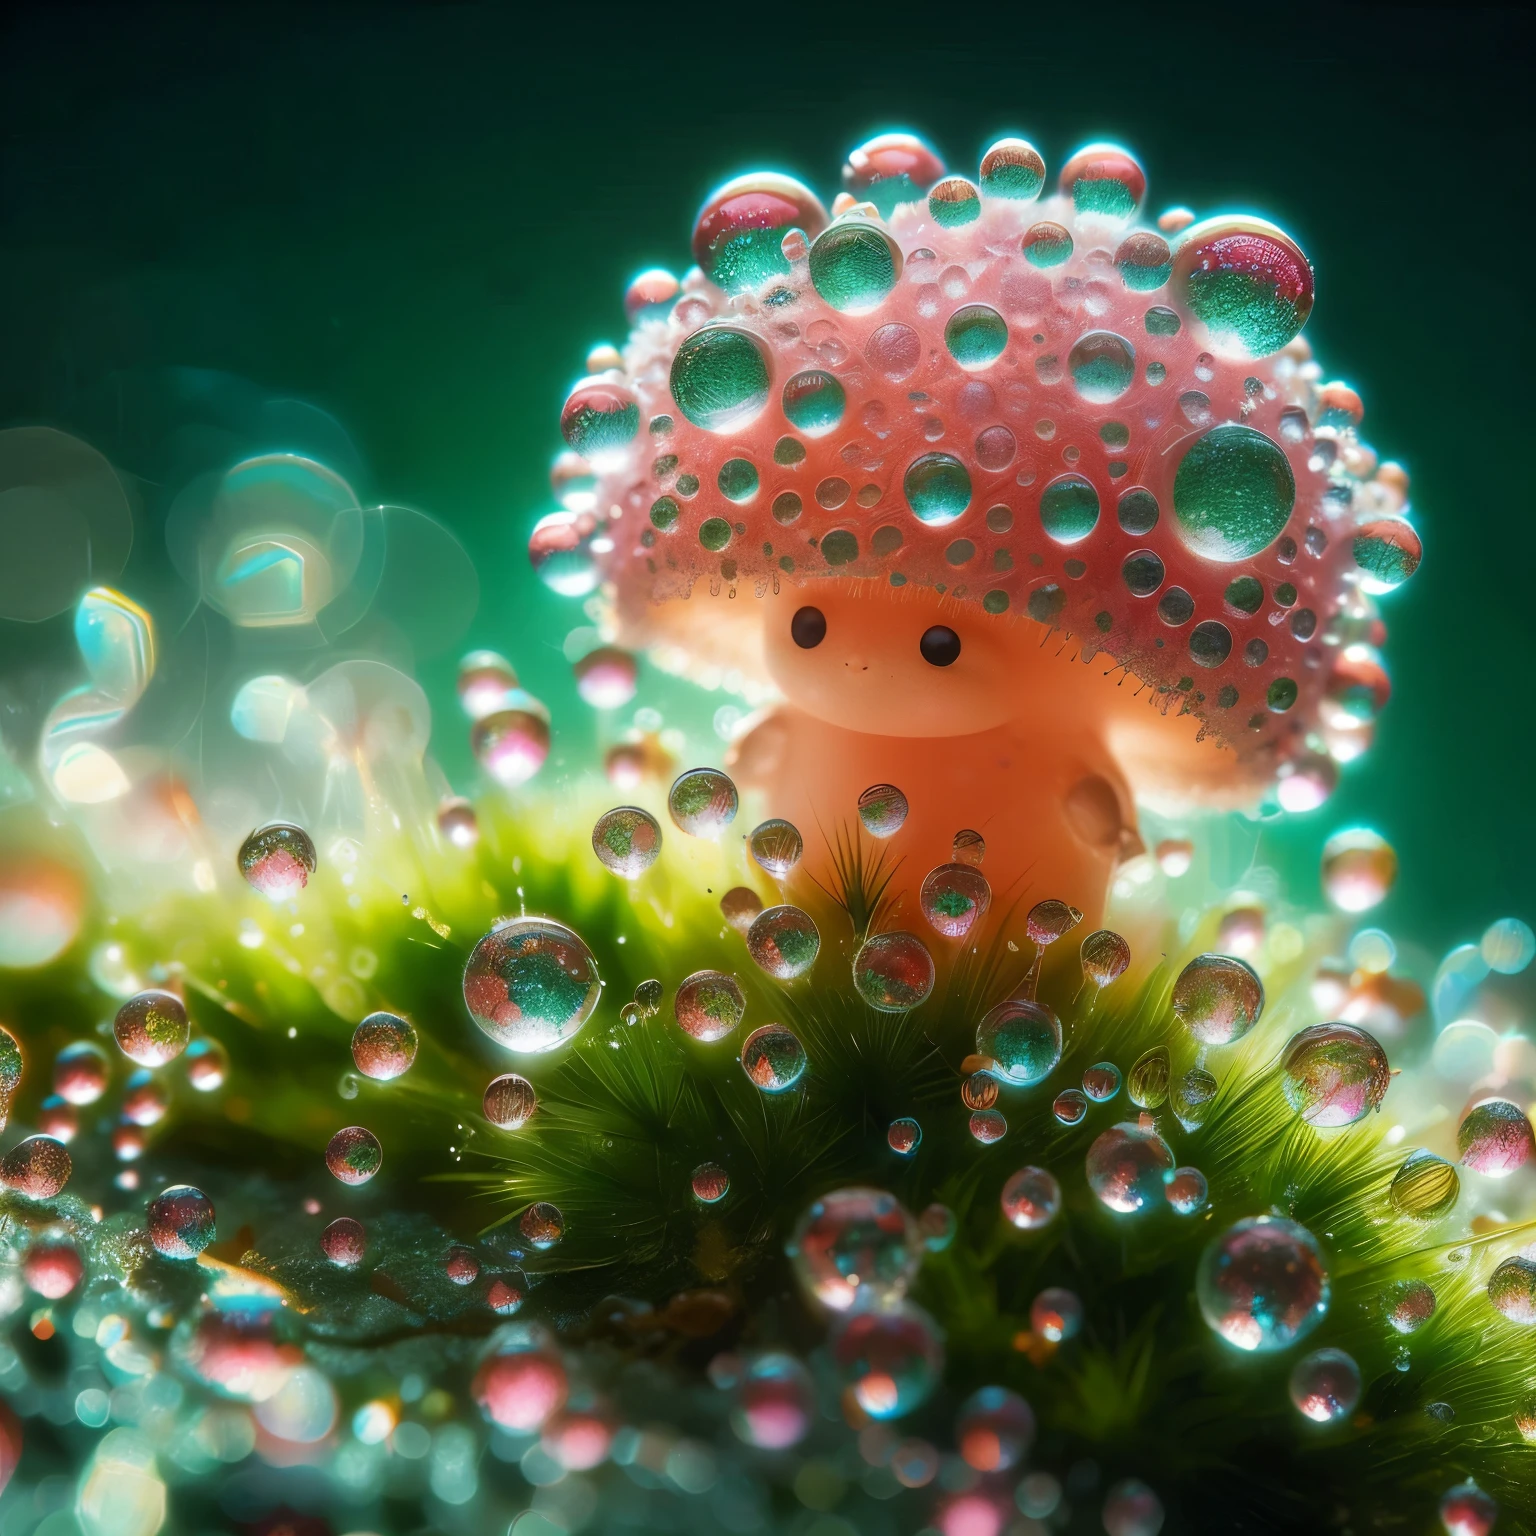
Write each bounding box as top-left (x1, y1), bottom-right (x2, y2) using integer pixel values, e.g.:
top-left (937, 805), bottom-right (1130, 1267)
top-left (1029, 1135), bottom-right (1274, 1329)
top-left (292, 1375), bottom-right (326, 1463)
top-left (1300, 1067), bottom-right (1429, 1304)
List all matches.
top-left (0, 5), bottom-right (1530, 960)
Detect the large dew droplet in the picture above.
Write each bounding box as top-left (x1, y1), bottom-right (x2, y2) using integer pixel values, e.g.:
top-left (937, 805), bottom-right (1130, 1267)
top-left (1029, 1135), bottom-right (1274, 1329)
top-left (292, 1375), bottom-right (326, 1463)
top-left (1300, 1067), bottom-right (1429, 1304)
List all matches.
top-left (945, 305), bottom-right (1008, 369)
top-left (1352, 519), bottom-right (1422, 594)
top-left (746, 906), bottom-right (821, 980)
top-left (1288, 1348), bottom-right (1360, 1423)
top-left (1081, 930), bottom-right (1131, 988)
top-left (484, 1073), bottom-right (537, 1130)
top-left (829, 1301), bottom-right (942, 1420)
top-left (1067, 332), bottom-right (1135, 403)
top-left (1457, 1099), bottom-right (1535, 1177)
top-left (473, 704), bottom-right (550, 786)
top-left (1086, 1121), bottom-right (1174, 1214)
top-left (114, 990), bottom-right (190, 1068)
top-left (749, 818), bottom-right (803, 877)
top-left (904, 453), bottom-right (972, 526)
top-left (0, 1135), bottom-right (71, 1199)
top-left (853, 933), bottom-right (935, 1012)
top-left (1487, 1257), bottom-right (1536, 1324)
top-left (1128, 1046), bottom-right (1171, 1109)
top-left (463, 918), bottom-right (601, 1054)
top-left (692, 172), bottom-right (828, 291)
top-left (977, 999), bottom-right (1062, 1087)
top-left (326, 1126), bottom-right (382, 1185)
top-left (858, 784), bottom-right (908, 838)
top-left (979, 138), bottom-right (1045, 200)
top-left (919, 863), bottom-right (992, 939)
top-left (1320, 828), bottom-right (1397, 913)
top-left (238, 823), bottom-right (317, 900)
top-left (1281, 1023), bottom-right (1389, 1127)
top-left (787, 1187), bottom-right (922, 1311)
top-left (1198, 1216), bottom-right (1329, 1352)
top-left (1039, 475), bottom-right (1100, 544)
top-left (1172, 423), bottom-right (1294, 562)
top-left (740, 1023), bottom-right (807, 1092)
top-left (781, 370), bottom-right (846, 437)
top-left (668, 768), bottom-right (739, 837)
top-left (957, 1386), bottom-right (1036, 1471)
top-left (1389, 1149), bottom-right (1459, 1220)
top-left (560, 380), bottom-right (639, 463)
top-left (1174, 217), bottom-right (1313, 358)
top-left (147, 1184), bottom-right (216, 1259)
top-left (809, 221), bottom-right (902, 313)
top-left (1001, 1166), bottom-right (1061, 1230)
top-left (351, 1012), bottom-right (418, 1081)
top-left (674, 970), bottom-right (746, 1042)
top-left (670, 328), bottom-right (771, 432)
top-left (1171, 953), bottom-right (1265, 1045)
top-left (591, 806), bottom-right (662, 879)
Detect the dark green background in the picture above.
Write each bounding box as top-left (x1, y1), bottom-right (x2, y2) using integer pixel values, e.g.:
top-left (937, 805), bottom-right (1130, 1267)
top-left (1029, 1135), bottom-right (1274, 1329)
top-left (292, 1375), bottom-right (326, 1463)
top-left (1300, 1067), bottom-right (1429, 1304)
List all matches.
top-left (1, 4), bottom-right (1530, 959)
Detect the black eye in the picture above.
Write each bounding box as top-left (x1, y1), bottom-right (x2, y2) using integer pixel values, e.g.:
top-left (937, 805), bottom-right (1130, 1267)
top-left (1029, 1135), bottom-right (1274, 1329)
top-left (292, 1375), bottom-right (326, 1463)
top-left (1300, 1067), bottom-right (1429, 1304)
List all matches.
top-left (920, 625), bottom-right (961, 667)
top-left (791, 606), bottom-right (826, 649)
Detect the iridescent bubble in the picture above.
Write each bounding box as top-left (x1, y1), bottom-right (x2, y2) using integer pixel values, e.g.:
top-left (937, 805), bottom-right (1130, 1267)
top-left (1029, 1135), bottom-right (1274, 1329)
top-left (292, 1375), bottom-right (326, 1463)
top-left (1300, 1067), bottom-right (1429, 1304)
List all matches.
top-left (1438, 1482), bottom-right (1498, 1536)
top-left (1320, 829), bottom-right (1397, 913)
top-left (858, 784), bottom-right (908, 838)
top-left (731, 1353), bottom-right (815, 1449)
top-left (472, 705), bottom-right (550, 786)
top-left (55, 1040), bottom-right (110, 1105)
top-left (321, 1216), bottom-right (366, 1268)
top-left (122, 1072), bottom-right (169, 1126)
top-left (437, 797), bottom-right (480, 848)
top-left (720, 887), bottom-right (764, 932)
top-left (1026, 899), bottom-right (1084, 948)
top-left (326, 1126), bottom-right (382, 1185)
top-left (1171, 953), bottom-right (1265, 1045)
top-left (573, 646), bottom-right (638, 709)
top-left (1352, 518), bottom-right (1422, 594)
top-left (979, 137), bottom-right (1045, 200)
top-left (1481, 917), bottom-right (1534, 975)
top-left (670, 327), bottom-right (771, 432)
top-left (1197, 1216), bottom-right (1329, 1352)
top-left (787, 1187), bottom-right (922, 1311)
top-left (1174, 216), bottom-right (1313, 358)
top-left (1001, 1166), bottom-right (1061, 1230)
top-left (484, 1073), bottom-right (537, 1130)
top-left (888, 1117), bottom-right (922, 1156)
top-left (147, 1184), bottom-right (216, 1259)
top-left (1067, 332), bottom-right (1135, 403)
top-left (237, 823), bottom-right (317, 900)
top-left (1052, 1089), bottom-right (1088, 1124)
top-left (781, 370), bottom-right (846, 437)
top-left (1389, 1149), bottom-right (1459, 1220)
top-left (1030, 1288), bottom-right (1083, 1344)
top-left (1172, 424), bottom-right (1295, 562)
top-left (1081, 930), bottom-right (1131, 988)
top-left (740, 1023), bottom-right (807, 1092)
top-left (1281, 1023), bottom-right (1389, 1127)
top-left (457, 650), bottom-right (517, 719)
top-left (520, 1202), bottom-right (565, 1249)
top-left (1128, 1046), bottom-right (1170, 1109)
top-left (829, 1301), bottom-right (943, 1420)
top-left (691, 1162), bottom-right (730, 1205)
top-left (808, 220), bottom-right (902, 313)
top-left (0, 1135), bottom-right (71, 1199)
top-left (668, 767), bottom-right (739, 837)
top-left (1083, 1062), bottom-right (1121, 1101)
top-left (746, 906), bottom-right (821, 980)
top-left (976, 999), bottom-right (1061, 1086)
top-left (1086, 1121), bottom-right (1175, 1214)
top-left (692, 171), bottom-right (828, 290)
top-left (1172, 1066), bottom-right (1218, 1130)
top-left (473, 1323), bottom-right (569, 1432)
top-left (115, 990), bottom-right (190, 1067)
top-left (955, 1386), bottom-right (1034, 1471)
top-left (1102, 1479), bottom-right (1165, 1536)
top-left (1384, 1278), bottom-right (1436, 1334)
top-left (1165, 1166), bottom-right (1208, 1215)
top-left (560, 378), bottom-right (639, 464)
top-left (844, 131), bottom-right (944, 212)
top-left (920, 863), bottom-right (992, 939)
top-left (1288, 1348), bottom-right (1360, 1424)
top-left (463, 917), bottom-right (600, 1054)
top-left (674, 970), bottom-right (746, 1042)
top-left (1458, 1099), bottom-right (1535, 1177)
top-left (591, 806), bottom-right (662, 879)
top-left (853, 932), bottom-right (935, 1012)
top-left (24, 1243), bottom-right (82, 1300)
top-left (749, 818), bottom-right (803, 878)
top-left (349, 1011), bottom-right (417, 1082)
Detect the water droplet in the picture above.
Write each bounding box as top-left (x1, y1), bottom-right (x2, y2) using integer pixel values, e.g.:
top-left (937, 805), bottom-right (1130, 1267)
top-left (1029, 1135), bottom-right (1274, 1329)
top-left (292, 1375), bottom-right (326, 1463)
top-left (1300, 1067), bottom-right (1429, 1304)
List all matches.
top-left (1171, 953), bottom-right (1265, 1045)
top-left (962, 1071), bottom-right (1000, 1111)
top-left (927, 175), bottom-right (981, 226)
top-left (1384, 1278), bottom-right (1436, 1334)
top-left (1288, 1348), bottom-right (1360, 1423)
top-left (668, 767), bottom-right (739, 837)
top-left (325, 1125), bottom-right (382, 1185)
top-left (1001, 1166), bottom-right (1061, 1230)
top-left (238, 823), bottom-right (317, 900)
top-left (321, 1216), bottom-right (365, 1267)
top-left (788, 1187), bottom-right (922, 1311)
top-left (749, 818), bottom-right (803, 877)
top-left (484, 1073), bottom-right (537, 1130)
top-left (670, 327), bottom-right (771, 432)
top-left (740, 1023), bottom-right (808, 1092)
top-left (691, 1162), bottom-right (730, 1205)
top-left (457, 650), bottom-right (517, 719)
top-left (1128, 1046), bottom-right (1170, 1108)
top-left (809, 220), bottom-right (902, 313)
top-left (1197, 1216), bottom-right (1329, 1351)
top-left (843, 132), bottom-right (945, 214)
top-left (674, 970), bottom-right (746, 1042)
top-left (519, 1202), bottom-right (564, 1250)
top-left (853, 933), bottom-right (935, 1012)
top-left (781, 369), bottom-right (846, 436)
top-left (54, 1040), bottom-right (110, 1105)
top-left (1457, 1099), bottom-right (1535, 1177)
top-left (528, 511), bottom-right (600, 596)
top-left (956, 1386), bottom-right (1035, 1471)
top-left (977, 999), bottom-right (1062, 1086)
top-left (591, 806), bottom-right (662, 879)
top-left (114, 990), bottom-right (190, 1067)
top-left (574, 646), bottom-right (637, 709)
top-left (1438, 1482), bottom-right (1498, 1536)
top-left (1389, 1149), bottom-right (1459, 1220)
top-left (0, 1135), bottom-right (71, 1199)
top-left (1174, 216), bottom-right (1313, 358)
top-left (1102, 1480), bottom-right (1164, 1536)
top-left (560, 379), bottom-right (639, 464)
top-left (1039, 473), bottom-right (1100, 544)
top-left (1083, 1062), bottom-right (1121, 1101)
top-left (1320, 828), bottom-right (1397, 913)
top-left (1172, 424), bottom-right (1295, 561)
top-left (746, 906), bottom-right (821, 980)
top-left (945, 304), bottom-right (1008, 369)
top-left (1165, 1166), bottom-right (1208, 1215)
top-left (1482, 917), bottom-right (1535, 975)
top-left (731, 1354), bottom-right (815, 1449)
top-left (1060, 143), bottom-right (1145, 219)
top-left (1115, 231), bottom-right (1172, 291)
top-left (1052, 1088), bottom-right (1088, 1125)
top-left (1030, 1288), bottom-right (1083, 1345)
top-left (24, 1242), bottom-right (82, 1299)
top-left (1352, 518), bottom-right (1422, 594)
top-left (463, 917), bottom-right (601, 1053)
top-left (720, 887), bottom-right (764, 932)
top-left (1172, 1066), bottom-right (1218, 1130)
top-left (919, 862), bottom-right (992, 939)
top-left (888, 1117), bottom-right (922, 1156)
top-left (147, 1184), bottom-right (215, 1259)
top-left (184, 1038), bottom-right (228, 1093)
top-left (858, 783), bottom-right (909, 837)
top-left (1026, 899), bottom-right (1084, 949)
top-left (1022, 221), bottom-right (1073, 267)
top-left (437, 797), bottom-right (480, 848)
top-left (903, 453), bottom-right (972, 526)
top-left (969, 1108), bottom-right (1008, 1143)
top-left (1065, 331), bottom-right (1134, 404)
top-left (350, 1012), bottom-right (418, 1081)
top-left (1281, 1023), bottom-right (1389, 1127)
top-left (1081, 930), bottom-right (1131, 987)
top-left (979, 138), bottom-right (1045, 199)
top-left (830, 1300), bottom-right (943, 1419)
top-left (692, 172), bottom-right (828, 291)
top-left (1086, 1121), bottom-right (1175, 1214)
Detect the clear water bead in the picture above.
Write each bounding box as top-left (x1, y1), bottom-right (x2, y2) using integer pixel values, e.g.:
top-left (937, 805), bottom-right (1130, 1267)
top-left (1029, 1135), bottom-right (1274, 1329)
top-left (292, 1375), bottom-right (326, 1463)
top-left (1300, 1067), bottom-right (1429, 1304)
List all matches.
top-left (463, 917), bottom-right (601, 1054)
top-left (857, 784), bottom-right (909, 838)
top-left (114, 990), bottom-right (190, 1068)
top-left (351, 1012), bottom-right (418, 1081)
top-left (238, 823), bottom-right (317, 900)
top-left (591, 807), bottom-right (662, 878)
top-left (748, 818), bottom-right (803, 877)
top-left (1288, 1348), bottom-right (1361, 1423)
top-left (740, 1024), bottom-right (807, 1092)
top-left (1086, 1122), bottom-right (1175, 1214)
top-left (976, 999), bottom-right (1062, 1087)
top-left (853, 932), bottom-right (936, 1012)
top-left (1197, 1216), bottom-right (1329, 1352)
top-left (919, 863), bottom-right (992, 939)
top-left (1171, 953), bottom-right (1265, 1045)
top-left (147, 1184), bottom-right (216, 1259)
top-left (1001, 1166), bottom-right (1061, 1230)
top-left (673, 970), bottom-right (746, 1042)
top-left (746, 905), bottom-right (820, 980)
top-left (667, 767), bottom-right (739, 837)
top-left (787, 1187), bottom-right (922, 1311)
